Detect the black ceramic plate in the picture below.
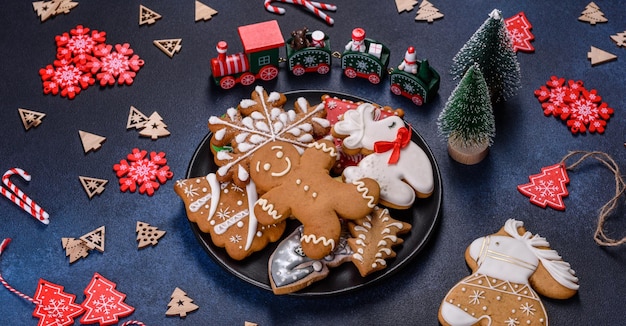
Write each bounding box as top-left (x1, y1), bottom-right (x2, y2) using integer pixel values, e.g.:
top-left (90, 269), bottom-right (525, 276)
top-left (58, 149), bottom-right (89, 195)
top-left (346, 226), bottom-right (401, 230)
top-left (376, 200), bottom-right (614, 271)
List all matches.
top-left (185, 90), bottom-right (442, 296)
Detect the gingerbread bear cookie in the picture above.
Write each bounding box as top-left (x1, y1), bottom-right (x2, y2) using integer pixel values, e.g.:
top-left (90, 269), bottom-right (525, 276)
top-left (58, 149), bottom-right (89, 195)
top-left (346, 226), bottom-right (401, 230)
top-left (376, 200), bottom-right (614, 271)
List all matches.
top-left (332, 103), bottom-right (434, 209)
top-left (347, 206), bottom-right (412, 277)
top-left (208, 86), bottom-right (331, 187)
top-left (249, 139), bottom-right (380, 260)
top-left (174, 174), bottom-right (286, 260)
top-left (439, 219), bottom-right (579, 326)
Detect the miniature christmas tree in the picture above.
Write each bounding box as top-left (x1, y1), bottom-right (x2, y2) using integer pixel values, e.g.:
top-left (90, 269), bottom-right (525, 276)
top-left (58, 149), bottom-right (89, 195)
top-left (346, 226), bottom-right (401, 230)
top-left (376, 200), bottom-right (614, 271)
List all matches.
top-left (139, 112), bottom-right (170, 140)
top-left (450, 9), bottom-right (521, 103)
top-left (438, 64), bottom-right (495, 164)
top-left (136, 221), bottom-right (166, 248)
top-left (578, 2), bottom-right (607, 25)
top-left (610, 31), bottom-right (626, 47)
top-left (415, 0), bottom-right (444, 23)
top-left (166, 287), bottom-right (199, 318)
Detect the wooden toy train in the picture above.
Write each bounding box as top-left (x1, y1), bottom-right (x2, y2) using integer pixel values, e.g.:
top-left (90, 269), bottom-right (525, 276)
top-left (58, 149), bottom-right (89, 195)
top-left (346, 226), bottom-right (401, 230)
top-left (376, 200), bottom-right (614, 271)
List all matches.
top-left (210, 20), bottom-right (440, 106)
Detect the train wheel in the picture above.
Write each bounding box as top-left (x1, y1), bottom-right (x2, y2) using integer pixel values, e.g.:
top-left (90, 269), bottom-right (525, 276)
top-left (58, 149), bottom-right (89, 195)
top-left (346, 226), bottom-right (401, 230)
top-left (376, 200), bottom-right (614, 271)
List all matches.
top-left (368, 74), bottom-right (381, 84)
top-left (292, 66), bottom-right (306, 76)
top-left (220, 76), bottom-right (236, 89)
top-left (344, 68), bottom-right (357, 79)
top-left (390, 84), bottom-right (402, 95)
top-left (240, 73), bottom-right (255, 86)
top-left (317, 64), bottom-right (330, 75)
top-left (412, 94), bottom-right (424, 106)
top-left (259, 66), bottom-right (279, 81)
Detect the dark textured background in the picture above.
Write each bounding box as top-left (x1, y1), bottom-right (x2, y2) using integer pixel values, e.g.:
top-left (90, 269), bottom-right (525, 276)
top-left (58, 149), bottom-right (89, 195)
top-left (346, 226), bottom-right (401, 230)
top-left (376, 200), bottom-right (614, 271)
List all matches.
top-left (0, 1), bottom-right (624, 325)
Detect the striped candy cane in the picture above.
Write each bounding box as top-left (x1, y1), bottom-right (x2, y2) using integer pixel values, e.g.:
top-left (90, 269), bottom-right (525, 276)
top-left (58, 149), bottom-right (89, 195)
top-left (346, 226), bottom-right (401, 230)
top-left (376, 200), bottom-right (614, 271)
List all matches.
top-left (0, 238), bottom-right (41, 305)
top-left (264, 0), bottom-right (336, 25)
top-left (1, 168), bottom-right (49, 224)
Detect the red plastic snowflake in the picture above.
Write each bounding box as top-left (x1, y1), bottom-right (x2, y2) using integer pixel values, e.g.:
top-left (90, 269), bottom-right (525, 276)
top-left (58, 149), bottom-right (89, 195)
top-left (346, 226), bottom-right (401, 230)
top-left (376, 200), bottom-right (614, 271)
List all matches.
top-left (518, 163), bottom-right (570, 211)
top-left (39, 60), bottom-right (95, 99)
top-left (80, 273), bottom-right (134, 326)
top-left (55, 25), bottom-right (106, 66)
top-left (32, 279), bottom-right (85, 326)
top-left (85, 43), bottom-right (145, 86)
top-left (534, 76), bottom-right (614, 134)
top-left (113, 148), bottom-right (173, 196)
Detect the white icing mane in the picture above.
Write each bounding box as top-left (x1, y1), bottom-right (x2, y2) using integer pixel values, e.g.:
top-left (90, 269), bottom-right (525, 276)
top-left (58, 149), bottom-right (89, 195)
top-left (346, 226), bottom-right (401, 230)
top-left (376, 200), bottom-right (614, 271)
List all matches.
top-left (503, 219), bottom-right (579, 290)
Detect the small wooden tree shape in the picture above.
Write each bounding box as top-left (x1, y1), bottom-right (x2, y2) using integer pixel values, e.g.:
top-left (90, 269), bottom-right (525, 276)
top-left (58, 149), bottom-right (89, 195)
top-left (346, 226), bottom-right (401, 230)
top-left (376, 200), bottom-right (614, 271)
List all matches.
top-left (79, 130), bottom-right (106, 153)
top-left (127, 105), bottom-right (148, 130)
top-left (80, 226), bottom-right (106, 252)
top-left (62, 237), bottom-right (91, 263)
top-left (166, 287), bottom-right (199, 318)
top-left (79, 176), bottom-right (108, 199)
top-left (578, 2), bottom-right (607, 25)
top-left (610, 31), bottom-right (626, 47)
top-left (395, 0), bottom-right (417, 13)
top-left (415, 0), bottom-right (444, 23)
top-left (139, 112), bottom-right (170, 140)
top-left (139, 4), bottom-right (162, 25)
top-left (450, 9), bottom-right (521, 103)
top-left (587, 46), bottom-right (617, 66)
top-left (438, 64), bottom-right (495, 165)
top-left (136, 221), bottom-right (166, 248)
top-left (195, 1), bottom-right (217, 21)
top-left (18, 108), bottom-right (46, 130)
top-left (153, 39), bottom-right (182, 58)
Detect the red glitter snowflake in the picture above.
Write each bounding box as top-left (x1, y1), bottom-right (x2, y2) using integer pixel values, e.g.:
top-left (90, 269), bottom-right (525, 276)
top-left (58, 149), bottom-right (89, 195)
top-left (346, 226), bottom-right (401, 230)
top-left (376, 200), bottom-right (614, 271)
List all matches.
top-left (85, 43), bottom-right (145, 86)
top-left (113, 148), bottom-right (173, 196)
top-left (534, 76), bottom-right (614, 134)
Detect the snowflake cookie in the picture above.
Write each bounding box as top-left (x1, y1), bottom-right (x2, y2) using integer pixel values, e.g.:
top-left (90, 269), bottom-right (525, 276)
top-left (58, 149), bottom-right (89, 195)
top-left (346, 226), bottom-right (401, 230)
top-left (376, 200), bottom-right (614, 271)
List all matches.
top-left (439, 219), bottom-right (579, 326)
top-left (113, 148), bottom-right (173, 196)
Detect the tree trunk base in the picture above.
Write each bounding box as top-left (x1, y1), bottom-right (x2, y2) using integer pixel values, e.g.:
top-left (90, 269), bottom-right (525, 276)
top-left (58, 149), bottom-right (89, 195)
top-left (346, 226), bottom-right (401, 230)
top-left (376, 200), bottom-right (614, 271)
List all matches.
top-left (447, 139), bottom-right (489, 165)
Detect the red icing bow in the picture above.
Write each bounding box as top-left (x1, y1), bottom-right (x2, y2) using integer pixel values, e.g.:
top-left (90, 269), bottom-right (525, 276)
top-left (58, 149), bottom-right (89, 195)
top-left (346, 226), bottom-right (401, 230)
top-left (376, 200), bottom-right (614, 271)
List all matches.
top-left (373, 127), bottom-right (411, 164)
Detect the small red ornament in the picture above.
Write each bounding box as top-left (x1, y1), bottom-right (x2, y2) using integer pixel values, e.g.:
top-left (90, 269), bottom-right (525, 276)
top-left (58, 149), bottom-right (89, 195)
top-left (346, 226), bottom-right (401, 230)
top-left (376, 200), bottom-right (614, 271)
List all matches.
top-left (518, 163), bottom-right (570, 210)
top-left (32, 279), bottom-right (84, 326)
top-left (80, 273), bottom-right (134, 326)
top-left (505, 12), bottom-right (535, 53)
top-left (113, 148), bottom-right (173, 196)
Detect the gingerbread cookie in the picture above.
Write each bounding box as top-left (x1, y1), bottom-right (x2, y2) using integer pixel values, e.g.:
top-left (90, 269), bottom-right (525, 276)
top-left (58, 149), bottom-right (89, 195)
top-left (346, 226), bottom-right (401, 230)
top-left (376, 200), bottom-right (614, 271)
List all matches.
top-left (174, 174), bottom-right (286, 260)
top-left (333, 103), bottom-right (434, 209)
top-left (268, 225), bottom-right (353, 295)
top-left (347, 206), bottom-right (412, 277)
top-left (439, 219), bottom-right (579, 326)
top-left (249, 139), bottom-right (380, 260)
top-left (208, 86), bottom-right (330, 187)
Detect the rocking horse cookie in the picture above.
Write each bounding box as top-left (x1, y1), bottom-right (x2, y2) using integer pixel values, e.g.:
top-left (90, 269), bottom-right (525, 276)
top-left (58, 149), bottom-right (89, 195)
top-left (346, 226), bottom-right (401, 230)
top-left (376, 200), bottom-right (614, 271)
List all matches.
top-left (332, 103), bottom-right (434, 209)
top-left (250, 139), bottom-right (380, 260)
top-left (438, 219), bottom-right (579, 326)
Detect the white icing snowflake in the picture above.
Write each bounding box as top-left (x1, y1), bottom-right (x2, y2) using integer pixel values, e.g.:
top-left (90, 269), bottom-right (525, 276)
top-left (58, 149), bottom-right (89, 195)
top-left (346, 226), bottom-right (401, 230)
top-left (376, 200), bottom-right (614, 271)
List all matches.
top-left (216, 207), bottom-right (231, 220)
top-left (468, 289), bottom-right (485, 305)
top-left (183, 184), bottom-right (199, 198)
top-left (229, 234), bottom-right (242, 243)
top-left (504, 317), bottom-right (520, 326)
top-left (327, 100), bottom-right (338, 110)
top-left (230, 183), bottom-right (244, 193)
top-left (176, 179), bottom-right (187, 187)
top-left (520, 302), bottom-right (536, 316)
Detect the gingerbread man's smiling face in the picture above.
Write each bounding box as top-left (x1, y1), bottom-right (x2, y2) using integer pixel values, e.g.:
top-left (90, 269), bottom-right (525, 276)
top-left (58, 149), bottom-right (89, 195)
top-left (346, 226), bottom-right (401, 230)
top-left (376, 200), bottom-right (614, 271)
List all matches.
top-left (250, 143), bottom-right (300, 193)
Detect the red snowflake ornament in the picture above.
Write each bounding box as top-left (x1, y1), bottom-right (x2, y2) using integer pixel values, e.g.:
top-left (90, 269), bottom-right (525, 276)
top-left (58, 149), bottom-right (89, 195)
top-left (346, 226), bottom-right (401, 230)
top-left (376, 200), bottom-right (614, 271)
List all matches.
top-left (113, 148), bottom-right (173, 196)
top-left (80, 273), bottom-right (134, 326)
top-left (55, 25), bottom-right (106, 66)
top-left (32, 279), bottom-right (84, 326)
top-left (39, 61), bottom-right (94, 99)
top-left (86, 43), bottom-right (145, 86)
top-left (505, 12), bottom-right (535, 53)
top-left (518, 163), bottom-right (570, 210)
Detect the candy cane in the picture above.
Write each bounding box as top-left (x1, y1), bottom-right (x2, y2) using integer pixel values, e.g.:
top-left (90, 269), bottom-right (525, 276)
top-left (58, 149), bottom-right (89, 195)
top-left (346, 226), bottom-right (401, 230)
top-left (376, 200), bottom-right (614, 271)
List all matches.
top-left (0, 238), bottom-right (41, 305)
top-left (121, 321), bottom-right (147, 326)
top-left (264, 0), bottom-right (336, 25)
top-left (1, 168), bottom-right (49, 224)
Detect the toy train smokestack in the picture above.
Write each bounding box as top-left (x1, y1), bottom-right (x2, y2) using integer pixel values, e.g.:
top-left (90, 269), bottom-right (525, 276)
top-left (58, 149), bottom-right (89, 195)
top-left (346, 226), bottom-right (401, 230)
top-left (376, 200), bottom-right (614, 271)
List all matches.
top-left (216, 41), bottom-right (228, 61)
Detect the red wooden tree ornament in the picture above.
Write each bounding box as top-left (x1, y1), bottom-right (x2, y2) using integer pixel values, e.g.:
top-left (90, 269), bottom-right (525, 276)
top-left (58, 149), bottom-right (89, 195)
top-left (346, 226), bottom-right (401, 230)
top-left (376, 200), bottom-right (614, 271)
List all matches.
top-left (80, 273), bottom-right (134, 325)
top-left (518, 163), bottom-right (570, 210)
top-left (32, 279), bottom-right (84, 326)
top-left (505, 12), bottom-right (535, 53)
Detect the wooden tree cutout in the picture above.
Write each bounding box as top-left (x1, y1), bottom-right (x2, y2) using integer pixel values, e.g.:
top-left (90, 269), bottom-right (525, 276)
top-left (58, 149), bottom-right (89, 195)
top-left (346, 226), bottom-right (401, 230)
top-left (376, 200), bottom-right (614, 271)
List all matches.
top-left (79, 176), bottom-right (108, 199)
top-left (136, 221), bottom-right (166, 248)
top-left (139, 4), bottom-right (162, 25)
top-left (80, 226), bottom-right (105, 252)
top-left (139, 112), bottom-right (170, 140)
top-left (395, 0), bottom-right (417, 13)
top-left (62, 237), bottom-right (91, 263)
top-left (578, 2), bottom-right (607, 25)
top-left (153, 39), bottom-right (182, 58)
top-left (127, 105), bottom-right (149, 130)
top-left (79, 130), bottom-right (106, 153)
top-left (18, 108), bottom-right (46, 130)
top-left (33, 0), bottom-right (78, 22)
top-left (415, 0), bottom-right (444, 23)
top-left (195, 1), bottom-right (217, 21)
top-left (166, 287), bottom-right (199, 318)
top-left (587, 46), bottom-right (617, 66)
top-left (610, 31), bottom-right (626, 47)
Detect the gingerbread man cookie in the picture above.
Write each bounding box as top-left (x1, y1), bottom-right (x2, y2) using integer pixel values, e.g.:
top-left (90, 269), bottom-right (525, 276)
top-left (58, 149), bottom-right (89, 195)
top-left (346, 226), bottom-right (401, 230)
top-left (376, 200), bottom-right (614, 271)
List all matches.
top-left (439, 219), bottom-right (579, 326)
top-left (333, 103), bottom-right (434, 209)
top-left (250, 139), bottom-right (380, 260)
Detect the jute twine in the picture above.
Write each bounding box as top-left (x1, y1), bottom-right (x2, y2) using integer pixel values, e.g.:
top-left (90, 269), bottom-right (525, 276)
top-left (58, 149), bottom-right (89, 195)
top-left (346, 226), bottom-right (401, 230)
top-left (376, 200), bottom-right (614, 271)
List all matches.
top-left (560, 151), bottom-right (625, 247)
